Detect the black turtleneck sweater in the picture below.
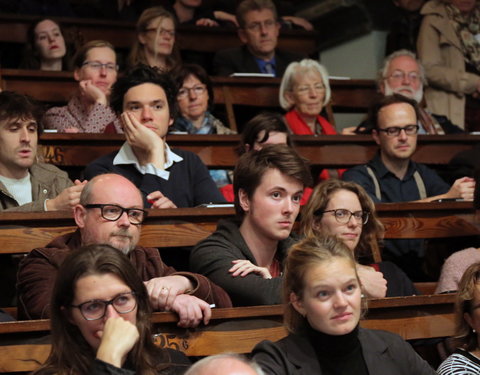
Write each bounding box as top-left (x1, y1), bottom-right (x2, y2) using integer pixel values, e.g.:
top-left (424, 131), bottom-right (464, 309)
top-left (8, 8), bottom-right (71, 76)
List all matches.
top-left (306, 324), bottom-right (369, 375)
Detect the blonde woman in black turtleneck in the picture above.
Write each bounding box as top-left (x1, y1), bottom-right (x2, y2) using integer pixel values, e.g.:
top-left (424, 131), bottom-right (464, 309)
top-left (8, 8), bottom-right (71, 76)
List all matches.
top-left (252, 236), bottom-right (436, 375)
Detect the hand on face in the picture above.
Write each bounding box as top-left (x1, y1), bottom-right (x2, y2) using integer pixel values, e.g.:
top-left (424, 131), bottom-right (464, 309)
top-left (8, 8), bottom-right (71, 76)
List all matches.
top-left (79, 80), bottom-right (108, 105)
top-left (170, 294), bottom-right (212, 328)
top-left (95, 316), bottom-right (140, 368)
top-left (356, 264), bottom-right (387, 298)
top-left (121, 111), bottom-right (165, 167)
top-left (144, 275), bottom-right (193, 311)
top-left (229, 259), bottom-right (272, 279)
top-left (46, 179), bottom-right (87, 212)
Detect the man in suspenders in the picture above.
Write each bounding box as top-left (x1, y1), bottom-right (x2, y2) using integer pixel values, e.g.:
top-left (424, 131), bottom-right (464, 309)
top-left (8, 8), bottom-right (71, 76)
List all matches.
top-left (343, 94), bottom-right (474, 280)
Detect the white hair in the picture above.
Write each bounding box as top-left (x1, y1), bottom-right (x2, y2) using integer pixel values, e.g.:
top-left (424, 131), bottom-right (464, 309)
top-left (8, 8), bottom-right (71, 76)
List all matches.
top-left (279, 59), bottom-right (331, 110)
top-left (378, 49), bottom-right (427, 89)
top-left (184, 353), bottom-right (265, 375)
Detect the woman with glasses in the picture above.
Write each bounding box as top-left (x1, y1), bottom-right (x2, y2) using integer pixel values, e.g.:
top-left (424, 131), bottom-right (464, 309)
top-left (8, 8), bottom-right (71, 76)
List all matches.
top-left (418, 0), bottom-right (480, 131)
top-left (32, 243), bottom-right (190, 375)
top-left (42, 40), bottom-right (122, 133)
top-left (252, 235), bottom-right (436, 375)
top-left (128, 7), bottom-right (180, 72)
top-left (300, 179), bottom-right (417, 298)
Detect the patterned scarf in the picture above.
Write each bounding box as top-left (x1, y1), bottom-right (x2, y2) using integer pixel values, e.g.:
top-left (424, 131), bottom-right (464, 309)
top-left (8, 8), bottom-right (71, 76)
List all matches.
top-left (446, 3), bottom-right (480, 71)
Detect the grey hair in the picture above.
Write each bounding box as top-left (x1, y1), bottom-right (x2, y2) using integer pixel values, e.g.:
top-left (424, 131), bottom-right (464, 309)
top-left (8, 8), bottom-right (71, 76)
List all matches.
top-left (184, 353), bottom-right (265, 375)
top-left (279, 59), bottom-right (331, 110)
top-left (377, 49), bottom-right (427, 89)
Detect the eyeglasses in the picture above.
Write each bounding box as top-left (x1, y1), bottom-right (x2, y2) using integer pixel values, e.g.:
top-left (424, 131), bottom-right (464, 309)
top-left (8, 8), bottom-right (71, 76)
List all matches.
top-left (177, 85), bottom-right (207, 99)
top-left (82, 61), bottom-right (118, 72)
top-left (295, 83), bottom-right (325, 96)
top-left (317, 209), bottom-right (369, 225)
top-left (144, 27), bottom-right (175, 37)
top-left (376, 124), bottom-right (419, 137)
top-left (84, 204), bottom-right (147, 225)
top-left (387, 70), bottom-right (420, 82)
top-left (244, 19), bottom-right (277, 32)
top-left (71, 292), bottom-right (137, 321)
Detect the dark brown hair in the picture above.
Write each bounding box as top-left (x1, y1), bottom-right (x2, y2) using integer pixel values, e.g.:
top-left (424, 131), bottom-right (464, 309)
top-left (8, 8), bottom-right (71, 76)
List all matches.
top-left (370, 93), bottom-right (420, 130)
top-left (174, 64), bottom-right (215, 110)
top-left (233, 144), bottom-right (312, 217)
top-left (0, 91), bottom-right (44, 134)
top-left (32, 244), bottom-right (170, 375)
top-left (236, 0), bottom-right (278, 28)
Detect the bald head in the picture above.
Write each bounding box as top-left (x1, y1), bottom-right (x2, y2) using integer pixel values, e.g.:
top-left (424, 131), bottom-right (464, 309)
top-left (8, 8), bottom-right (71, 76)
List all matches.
top-left (185, 354), bottom-right (264, 375)
top-left (75, 174), bottom-right (144, 254)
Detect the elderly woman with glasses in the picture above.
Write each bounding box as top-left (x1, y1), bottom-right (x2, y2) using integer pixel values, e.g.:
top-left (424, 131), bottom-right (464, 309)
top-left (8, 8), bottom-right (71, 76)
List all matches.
top-left (418, 0), bottom-right (480, 130)
top-left (300, 179), bottom-right (418, 298)
top-left (172, 64), bottom-right (235, 135)
top-left (32, 243), bottom-right (190, 375)
top-left (42, 40), bottom-right (122, 133)
top-left (128, 6), bottom-right (180, 72)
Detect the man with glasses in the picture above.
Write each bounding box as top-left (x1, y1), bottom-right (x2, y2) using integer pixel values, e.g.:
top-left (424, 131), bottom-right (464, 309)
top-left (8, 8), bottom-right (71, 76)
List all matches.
top-left (84, 64), bottom-right (225, 208)
top-left (343, 94), bottom-right (474, 280)
top-left (17, 173), bottom-right (231, 324)
top-left (213, 0), bottom-right (301, 77)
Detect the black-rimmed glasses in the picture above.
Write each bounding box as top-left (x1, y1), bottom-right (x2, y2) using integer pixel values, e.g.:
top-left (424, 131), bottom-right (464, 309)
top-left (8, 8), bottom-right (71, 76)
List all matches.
top-left (84, 204), bottom-right (147, 225)
top-left (71, 292), bottom-right (137, 321)
top-left (376, 125), bottom-right (419, 137)
top-left (316, 209), bottom-right (369, 225)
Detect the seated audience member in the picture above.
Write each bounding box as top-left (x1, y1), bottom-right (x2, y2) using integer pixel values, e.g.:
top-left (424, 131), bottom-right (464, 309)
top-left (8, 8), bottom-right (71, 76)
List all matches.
top-left (84, 64), bottom-right (225, 208)
top-left (251, 236), bottom-right (436, 375)
top-left (436, 169), bottom-right (480, 294)
top-left (172, 64), bottom-right (234, 134)
top-left (185, 353), bottom-right (264, 375)
top-left (20, 18), bottom-right (71, 71)
top-left (344, 49), bottom-right (463, 135)
top-left (172, 63), bottom-right (235, 187)
top-left (343, 94), bottom-right (474, 203)
top-left (168, 0), bottom-right (237, 27)
top-left (42, 40), bottom-right (122, 133)
top-left (437, 262), bottom-right (480, 374)
top-left (418, 0), bottom-right (480, 130)
top-left (17, 173), bottom-right (231, 323)
top-left (213, 0), bottom-right (302, 77)
top-left (190, 144), bottom-right (312, 306)
top-left (31, 244), bottom-right (190, 375)
top-left (127, 6), bottom-right (181, 72)
top-left (301, 179), bottom-right (417, 298)
top-left (386, 0), bottom-right (425, 55)
top-left (279, 59), bottom-right (335, 135)
top-left (0, 91), bottom-right (84, 211)
top-left (219, 111), bottom-right (312, 203)
top-left (343, 94), bottom-right (475, 280)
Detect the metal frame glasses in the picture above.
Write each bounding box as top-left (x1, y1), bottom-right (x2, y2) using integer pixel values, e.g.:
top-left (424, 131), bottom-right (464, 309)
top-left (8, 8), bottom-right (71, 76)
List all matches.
top-left (84, 204), bottom-right (147, 225)
top-left (71, 292), bottom-right (137, 321)
top-left (82, 61), bottom-right (118, 72)
top-left (177, 85), bottom-right (207, 99)
top-left (317, 209), bottom-right (369, 225)
top-left (376, 124), bottom-right (419, 137)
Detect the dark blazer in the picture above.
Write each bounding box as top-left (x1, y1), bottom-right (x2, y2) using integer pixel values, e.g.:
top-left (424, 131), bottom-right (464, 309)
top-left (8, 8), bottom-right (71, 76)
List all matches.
top-left (252, 328), bottom-right (436, 375)
top-left (213, 45), bottom-right (302, 77)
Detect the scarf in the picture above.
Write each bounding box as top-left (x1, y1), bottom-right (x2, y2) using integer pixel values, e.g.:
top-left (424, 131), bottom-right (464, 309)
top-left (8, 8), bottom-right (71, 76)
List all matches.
top-left (285, 109), bottom-right (337, 135)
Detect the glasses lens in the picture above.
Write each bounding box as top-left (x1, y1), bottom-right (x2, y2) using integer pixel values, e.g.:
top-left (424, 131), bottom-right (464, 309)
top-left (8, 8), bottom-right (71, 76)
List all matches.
top-left (128, 209), bottom-right (145, 224)
top-left (101, 205), bottom-right (123, 221)
top-left (113, 293), bottom-right (137, 313)
top-left (334, 209), bottom-right (350, 223)
top-left (81, 301), bottom-right (106, 320)
top-left (405, 125), bottom-right (418, 135)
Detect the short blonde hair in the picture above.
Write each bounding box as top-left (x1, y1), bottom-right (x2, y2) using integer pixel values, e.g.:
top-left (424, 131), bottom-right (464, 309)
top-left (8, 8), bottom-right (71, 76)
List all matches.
top-left (279, 59), bottom-right (331, 110)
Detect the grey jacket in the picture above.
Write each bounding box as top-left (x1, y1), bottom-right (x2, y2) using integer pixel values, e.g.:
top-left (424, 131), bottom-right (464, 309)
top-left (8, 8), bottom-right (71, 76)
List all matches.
top-left (0, 163), bottom-right (72, 211)
top-left (252, 327), bottom-right (437, 375)
top-left (189, 218), bottom-right (295, 306)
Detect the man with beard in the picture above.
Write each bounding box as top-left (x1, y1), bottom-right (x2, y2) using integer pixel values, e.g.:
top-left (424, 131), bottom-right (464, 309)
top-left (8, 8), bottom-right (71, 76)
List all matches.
top-left (343, 50), bottom-right (463, 134)
top-left (17, 173), bottom-right (231, 324)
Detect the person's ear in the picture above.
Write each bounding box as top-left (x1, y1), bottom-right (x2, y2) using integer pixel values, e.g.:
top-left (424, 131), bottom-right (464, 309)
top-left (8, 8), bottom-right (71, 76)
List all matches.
top-left (239, 188), bottom-right (250, 213)
top-left (312, 218), bottom-right (322, 233)
top-left (284, 90), bottom-right (295, 107)
top-left (74, 204), bottom-right (87, 228)
top-left (238, 28), bottom-right (248, 44)
top-left (372, 129), bottom-right (381, 146)
top-left (138, 32), bottom-right (147, 45)
top-left (73, 68), bottom-right (81, 82)
top-left (290, 292), bottom-right (306, 317)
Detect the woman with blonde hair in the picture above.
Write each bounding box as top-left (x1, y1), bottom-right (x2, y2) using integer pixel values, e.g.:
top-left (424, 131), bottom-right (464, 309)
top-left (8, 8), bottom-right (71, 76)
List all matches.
top-left (128, 6), bottom-right (181, 72)
top-left (300, 179), bottom-right (417, 298)
top-left (252, 235), bottom-right (435, 374)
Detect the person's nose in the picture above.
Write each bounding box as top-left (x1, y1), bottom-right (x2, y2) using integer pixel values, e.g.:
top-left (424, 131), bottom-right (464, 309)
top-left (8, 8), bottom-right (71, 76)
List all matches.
top-left (188, 88), bottom-right (197, 100)
top-left (346, 214), bottom-right (359, 228)
top-left (333, 291), bottom-right (348, 308)
top-left (99, 65), bottom-right (108, 77)
top-left (48, 33), bottom-right (55, 43)
top-left (19, 127), bottom-right (31, 144)
top-left (282, 198), bottom-right (294, 215)
top-left (398, 128), bottom-right (408, 141)
top-left (117, 210), bottom-right (131, 227)
top-left (141, 105), bottom-right (153, 122)
top-left (308, 86), bottom-right (318, 98)
top-left (259, 22), bottom-right (268, 35)
top-left (104, 304), bottom-right (120, 320)
top-left (401, 72), bottom-right (411, 86)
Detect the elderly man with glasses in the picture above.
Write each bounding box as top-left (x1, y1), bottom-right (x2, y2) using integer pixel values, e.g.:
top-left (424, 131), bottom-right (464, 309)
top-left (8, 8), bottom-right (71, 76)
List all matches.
top-left (17, 173), bottom-right (231, 324)
top-left (343, 94), bottom-right (474, 280)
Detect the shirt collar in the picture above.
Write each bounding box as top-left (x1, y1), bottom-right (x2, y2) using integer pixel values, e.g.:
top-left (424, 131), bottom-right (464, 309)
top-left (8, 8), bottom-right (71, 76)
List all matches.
top-left (369, 152), bottom-right (417, 180)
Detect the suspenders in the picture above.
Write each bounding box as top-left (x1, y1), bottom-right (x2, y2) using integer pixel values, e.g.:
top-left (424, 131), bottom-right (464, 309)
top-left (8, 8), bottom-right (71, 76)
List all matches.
top-left (365, 166), bottom-right (427, 201)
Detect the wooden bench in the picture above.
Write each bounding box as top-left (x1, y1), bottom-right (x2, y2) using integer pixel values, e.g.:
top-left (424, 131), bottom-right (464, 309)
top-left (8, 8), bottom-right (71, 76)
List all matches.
top-left (0, 201), bottom-right (477, 255)
top-left (33, 133), bottom-right (480, 175)
top-left (0, 294), bottom-right (456, 373)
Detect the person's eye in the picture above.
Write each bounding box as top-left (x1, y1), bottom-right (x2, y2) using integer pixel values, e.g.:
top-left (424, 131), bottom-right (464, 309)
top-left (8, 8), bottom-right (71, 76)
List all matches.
top-left (153, 103), bottom-right (163, 110)
top-left (106, 64), bottom-right (117, 71)
top-left (129, 210), bottom-right (143, 220)
top-left (353, 211), bottom-right (363, 220)
top-left (8, 125), bottom-right (20, 132)
top-left (317, 290), bottom-right (329, 299)
top-left (387, 127), bottom-right (399, 135)
top-left (37, 34), bottom-right (47, 41)
top-left (115, 294), bottom-right (131, 306)
top-left (292, 194), bottom-right (302, 203)
top-left (104, 206), bottom-right (121, 215)
top-left (314, 84), bottom-right (324, 90)
top-left (271, 191), bottom-right (282, 199)
top-left (128, 104), bottom-right (141, 111)
top-left (90, 63), bottom-right (101, 69)
top-left (335, 209), bottom-right (348, 218)
top-left (345, 283), bottom-right (358, 293)
top-left (54, 32), bottom-right (61, 37)
top-left (83, 301), bottom-right (103, 313)
top-left (27, 125), bottom-right (37, 133)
